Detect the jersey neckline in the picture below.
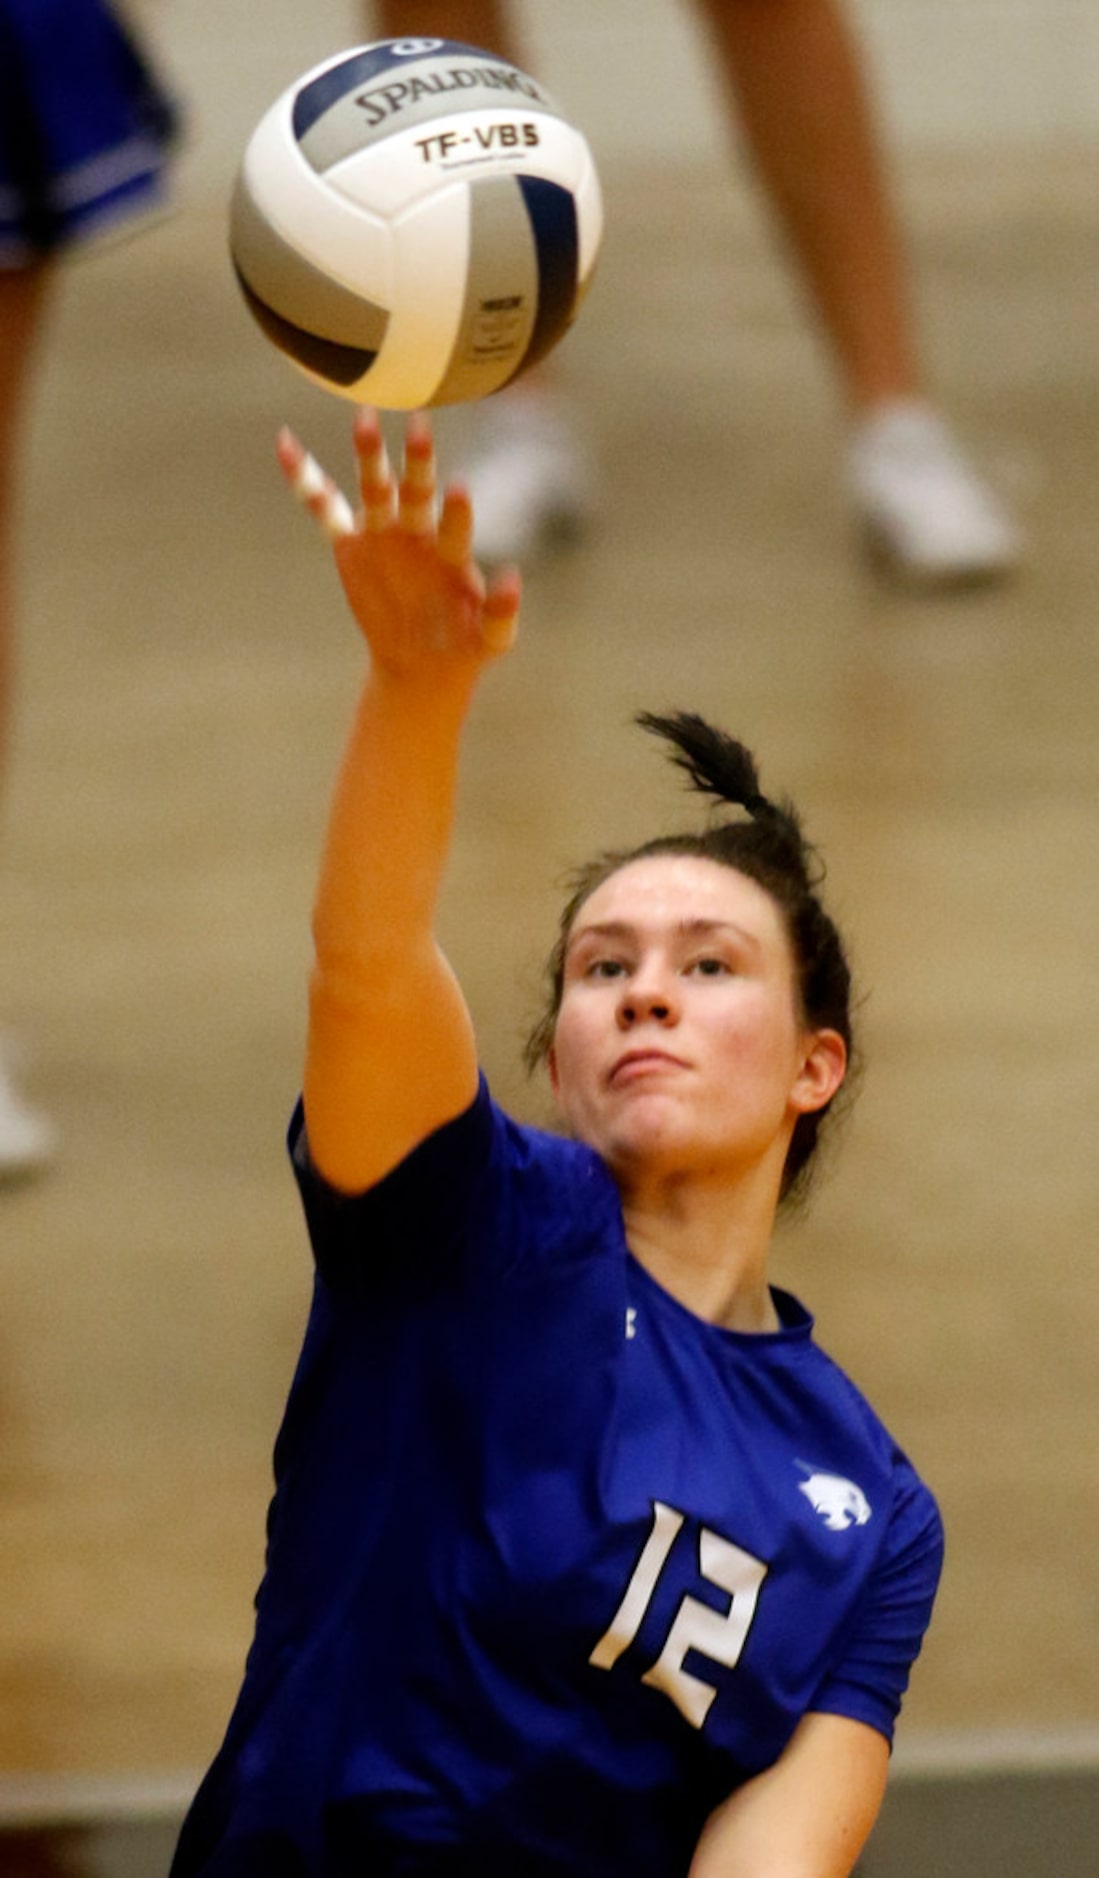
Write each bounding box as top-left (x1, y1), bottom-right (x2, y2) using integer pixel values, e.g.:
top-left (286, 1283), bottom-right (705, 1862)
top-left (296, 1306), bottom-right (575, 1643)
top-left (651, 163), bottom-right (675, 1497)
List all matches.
top-left (625, 1249), bottom-right (815, 1349)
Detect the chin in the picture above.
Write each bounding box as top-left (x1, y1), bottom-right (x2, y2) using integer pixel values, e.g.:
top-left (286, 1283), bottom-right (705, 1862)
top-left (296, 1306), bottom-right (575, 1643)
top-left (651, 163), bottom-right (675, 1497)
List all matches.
top-left (594, 1117), bottom-right (696, 1182)
top-left (567, 1091), bottom-right (704, 1177)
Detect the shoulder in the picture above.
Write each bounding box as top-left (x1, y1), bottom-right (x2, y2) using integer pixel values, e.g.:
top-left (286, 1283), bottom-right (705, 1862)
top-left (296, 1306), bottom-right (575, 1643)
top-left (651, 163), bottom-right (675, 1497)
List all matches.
top-left (825, 1358), bottom-right (944, 1617)
top-left (486, 1102), bottom-right (622, 1256)
top-left (798, 1349), bottom-right (943, 1740)
top-left (785, 1327), bottom-right (943, 1574)
top-left (290, 1076), bottom-right (609, 1213)
top-left (289, 1077), bottom-right (623, 1286)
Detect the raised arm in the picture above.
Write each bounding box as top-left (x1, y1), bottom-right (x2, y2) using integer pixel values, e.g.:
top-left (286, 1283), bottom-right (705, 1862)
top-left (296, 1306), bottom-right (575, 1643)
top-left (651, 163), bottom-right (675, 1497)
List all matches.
top-left (277, 409), bottom-right (521, 1194)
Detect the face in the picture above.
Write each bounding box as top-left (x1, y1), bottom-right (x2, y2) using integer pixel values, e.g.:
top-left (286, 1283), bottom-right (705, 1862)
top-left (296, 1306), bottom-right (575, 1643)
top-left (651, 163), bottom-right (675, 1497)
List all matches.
top-left (548, 855), bottom-right (845, 1190)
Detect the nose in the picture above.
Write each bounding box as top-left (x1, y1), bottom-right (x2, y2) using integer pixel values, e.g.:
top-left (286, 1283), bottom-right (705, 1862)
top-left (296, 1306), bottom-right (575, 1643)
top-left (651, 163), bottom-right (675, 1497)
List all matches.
top-left (617, 961), bottom-right (679, 1029)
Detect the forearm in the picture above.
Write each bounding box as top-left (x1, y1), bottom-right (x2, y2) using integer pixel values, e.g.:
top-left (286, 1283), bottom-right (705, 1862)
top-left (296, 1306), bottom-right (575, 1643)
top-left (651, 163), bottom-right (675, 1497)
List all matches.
top-left (687, 1715), bottom-right (889, 1878)
top-left (310, 662), bottom-right (475, 982)
top-left (303, 660), bottom-right (482, 1191)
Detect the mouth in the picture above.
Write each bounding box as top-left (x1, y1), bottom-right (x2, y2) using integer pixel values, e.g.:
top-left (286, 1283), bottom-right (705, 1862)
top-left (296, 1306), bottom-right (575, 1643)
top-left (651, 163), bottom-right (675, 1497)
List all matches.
top-left (608, 1049), bottom-right (688, 1088)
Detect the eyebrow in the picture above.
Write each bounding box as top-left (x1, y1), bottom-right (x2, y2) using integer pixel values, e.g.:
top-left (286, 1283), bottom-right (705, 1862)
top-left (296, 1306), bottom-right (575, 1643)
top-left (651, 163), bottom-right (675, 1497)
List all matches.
top-left (565, 918), bottom-right (763, 955)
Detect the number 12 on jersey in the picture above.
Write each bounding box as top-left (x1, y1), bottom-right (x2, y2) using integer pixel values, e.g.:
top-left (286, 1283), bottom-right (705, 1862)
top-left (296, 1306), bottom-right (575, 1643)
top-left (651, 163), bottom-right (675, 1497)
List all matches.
top-left (589, 1501), bottom-right (769, 1728)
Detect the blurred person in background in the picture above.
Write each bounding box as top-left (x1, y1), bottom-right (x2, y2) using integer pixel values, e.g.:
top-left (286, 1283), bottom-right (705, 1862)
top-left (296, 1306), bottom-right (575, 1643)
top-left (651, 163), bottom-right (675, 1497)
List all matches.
top-left (0, 0), bottom-right (178, 1175)
top-left (369, 0), bottom-right (1020, 584)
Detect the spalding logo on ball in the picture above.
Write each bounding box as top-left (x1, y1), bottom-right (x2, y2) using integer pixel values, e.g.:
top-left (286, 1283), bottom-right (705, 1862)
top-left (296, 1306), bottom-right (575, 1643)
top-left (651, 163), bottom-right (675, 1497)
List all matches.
top-left (230, 38), bottom-right (604, 409)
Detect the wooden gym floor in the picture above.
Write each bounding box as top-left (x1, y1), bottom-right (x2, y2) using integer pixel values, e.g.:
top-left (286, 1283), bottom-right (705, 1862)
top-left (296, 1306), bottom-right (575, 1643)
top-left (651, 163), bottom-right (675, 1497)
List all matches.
top-left (1, 132), bottom-right (1097, 1851)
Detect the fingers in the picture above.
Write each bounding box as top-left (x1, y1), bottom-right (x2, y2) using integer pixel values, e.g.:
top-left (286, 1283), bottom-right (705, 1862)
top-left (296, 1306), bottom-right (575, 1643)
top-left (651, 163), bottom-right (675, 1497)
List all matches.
top-left (353, 407), bottom-right (396, 531)
top-left (279, 413), bottom-right (498, 610)
top-left (352, 408), bottom-right (437, 534)
top-left (277, 428), bottom-right (355, 540)
top-left (436, 482), bottom-right (474, 568)
top-left (397, 411), bottom-right (437, 535)
top-left (481, 567), bottom-right (522, 657)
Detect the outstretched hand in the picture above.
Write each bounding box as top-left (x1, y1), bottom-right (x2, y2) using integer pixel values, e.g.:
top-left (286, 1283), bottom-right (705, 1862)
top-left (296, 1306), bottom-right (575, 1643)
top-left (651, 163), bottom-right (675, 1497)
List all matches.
top-left (276, 407), bottom-right (521, 683)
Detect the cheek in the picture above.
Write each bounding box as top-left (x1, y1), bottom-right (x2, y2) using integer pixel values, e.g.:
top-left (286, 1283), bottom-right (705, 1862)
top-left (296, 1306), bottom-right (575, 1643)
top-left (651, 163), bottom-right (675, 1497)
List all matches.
top-left (714, 993), bottom-right (802, 1082)
top-left (547, 1003), bottom-right (595, 1108)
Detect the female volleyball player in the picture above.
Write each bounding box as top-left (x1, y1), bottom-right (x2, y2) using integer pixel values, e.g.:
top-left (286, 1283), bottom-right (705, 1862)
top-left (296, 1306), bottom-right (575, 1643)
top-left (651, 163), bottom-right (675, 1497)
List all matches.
top-left (171, 411), bottom-right (942, 1878)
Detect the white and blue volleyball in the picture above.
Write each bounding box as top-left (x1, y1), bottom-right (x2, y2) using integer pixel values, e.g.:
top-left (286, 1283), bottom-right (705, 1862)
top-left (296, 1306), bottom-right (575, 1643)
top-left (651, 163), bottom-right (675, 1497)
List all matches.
top-left (230, 38), bottom-right (603, 409)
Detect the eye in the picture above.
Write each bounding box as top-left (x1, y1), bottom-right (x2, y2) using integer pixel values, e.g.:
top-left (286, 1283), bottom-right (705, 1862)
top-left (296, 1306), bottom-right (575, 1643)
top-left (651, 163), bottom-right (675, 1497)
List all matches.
top-left (688, 955), bottom-right (732, 978)
top-left (587, 957), bottom-right (627, 981)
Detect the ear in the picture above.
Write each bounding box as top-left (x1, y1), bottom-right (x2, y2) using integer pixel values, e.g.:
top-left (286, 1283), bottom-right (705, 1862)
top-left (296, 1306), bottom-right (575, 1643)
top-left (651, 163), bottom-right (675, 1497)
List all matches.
top-left (790, 1028), bottom-right (847, 1116)
top-left (546, 1045), bottom-right (562, 1103)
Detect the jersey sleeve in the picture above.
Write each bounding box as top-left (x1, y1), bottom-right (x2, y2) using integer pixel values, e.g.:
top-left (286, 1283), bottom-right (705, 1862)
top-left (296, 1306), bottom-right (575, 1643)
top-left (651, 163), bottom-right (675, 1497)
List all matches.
top-left (287, 1076), bottom-right (495, 1286)
top-left (286, 1077), bottom-right (620, 1299)
top-left (809, 1460), bottom-right (945, 1744)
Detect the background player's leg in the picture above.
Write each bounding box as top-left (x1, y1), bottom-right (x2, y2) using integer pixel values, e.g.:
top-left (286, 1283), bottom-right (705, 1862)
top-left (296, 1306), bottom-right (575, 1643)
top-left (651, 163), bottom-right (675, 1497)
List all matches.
top-left (697, 0), bottom-right (916, 412)
top-left (0, 263), bottom-right (52, 788)
top-left (373, 0), bottom-right (512, 42)
top-left (0, 260), bottom-right (58, 1176)
top-left (695, 0), bottom-right (1019, 581)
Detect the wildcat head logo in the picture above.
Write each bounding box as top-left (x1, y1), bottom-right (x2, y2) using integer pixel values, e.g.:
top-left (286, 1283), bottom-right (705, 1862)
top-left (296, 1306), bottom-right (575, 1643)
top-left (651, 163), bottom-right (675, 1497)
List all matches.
top-left (798, 1471), bottom-right (872, 1531)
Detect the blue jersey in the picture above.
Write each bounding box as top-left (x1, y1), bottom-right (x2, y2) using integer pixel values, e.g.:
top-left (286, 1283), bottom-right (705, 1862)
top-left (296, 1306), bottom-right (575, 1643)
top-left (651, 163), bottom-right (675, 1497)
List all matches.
top-left (0, 0), bottom-right (178, 265)
top-left (172, 1081), bottom-right (942, 1878)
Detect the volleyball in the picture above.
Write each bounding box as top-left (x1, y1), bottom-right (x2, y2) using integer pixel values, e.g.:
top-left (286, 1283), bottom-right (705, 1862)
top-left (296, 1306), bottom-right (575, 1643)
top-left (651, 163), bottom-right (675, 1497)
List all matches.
top-left (229, 38), bottom-right (603, 409)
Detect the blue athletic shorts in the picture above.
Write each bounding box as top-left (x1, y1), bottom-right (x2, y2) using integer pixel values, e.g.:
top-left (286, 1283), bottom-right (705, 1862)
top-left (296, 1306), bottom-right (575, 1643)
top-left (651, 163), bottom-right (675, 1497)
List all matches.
top-left (0, 0), bottom-right (180, 265)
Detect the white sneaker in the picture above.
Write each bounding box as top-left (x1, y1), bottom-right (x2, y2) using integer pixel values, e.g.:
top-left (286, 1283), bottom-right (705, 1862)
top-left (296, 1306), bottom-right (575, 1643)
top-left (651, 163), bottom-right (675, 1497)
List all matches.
top-left (459, 390), bottom-right (593, 565)
top-left (848, 401), bottom-right (1021, 587)
top-left (0, 1041), bottom-right (56, 1181)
